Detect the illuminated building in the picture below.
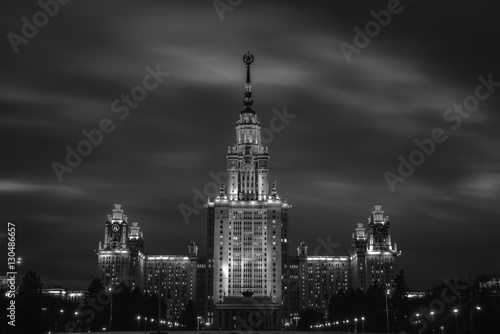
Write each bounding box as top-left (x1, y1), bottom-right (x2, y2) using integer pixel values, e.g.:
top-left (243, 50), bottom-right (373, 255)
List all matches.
top-left (204, 52), bottom-right (289, 329)
top-left (349, 204), bottom-right (401, 290)
top-left (143, 243), bottom-right (198, 319)
top-left (97, 204), bottom-right (198, 320)
top-left (296, 243), bottom-right (350, 318)
top-left (407, 291), bottom-right (426, 299)
top-left (97, 203), bottom-right (145, 290)
top-left (41, 288), bottom-right (86, 302)
top-left (479, 277), bottom-right (500, 294)
top-left (95, 53), bottom-right (401, 329)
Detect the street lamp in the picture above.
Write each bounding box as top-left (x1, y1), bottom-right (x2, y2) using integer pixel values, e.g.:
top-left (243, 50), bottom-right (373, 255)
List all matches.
top-left (346, 319), bottom-right (350, 333)
top-left (56, 309), bottom-right (64, 333)
top-left (385, 289), bottom-right (390, 334)
top-left (411, 313), bottom-right (420, 332)
top-left (73, 311), bottom-right (80, 328)
top-left (430, 311), bottom-right (435, 333)
top-left (157, 270), bottom-right (162, 334)
top-left (453, 308), bottom-right (459, 334)
top-left (145, 317), bottom-right (148, 332)
top-left (108, 287), bottom-right (113, 332)
top-left (354, 318), bottom-right (358, 333)
top-left (158, 272), bottom-right (172, 334)
top-left (137, 315), bottom-right (141, 332)
top-left (361, 317), bottom-right (365, 334)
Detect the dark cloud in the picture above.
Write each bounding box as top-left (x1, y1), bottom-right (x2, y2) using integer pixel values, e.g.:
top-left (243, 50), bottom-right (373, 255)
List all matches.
top-left (1, 0), bottom-right (499, 291)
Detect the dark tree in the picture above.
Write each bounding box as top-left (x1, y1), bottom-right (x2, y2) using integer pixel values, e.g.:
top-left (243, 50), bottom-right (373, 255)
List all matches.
top-left (327, 289), bottom-right (343, 322)
top-left (86, 277), bottom-right (105, 299)
top-left (391, 270), bottom-right (411, 331)
top-left (180, 300), bottom-right (198, 330)
top-left (297, 307), bottom-right (323, 330)
top-left (84, 277), bottom-right (107, 331)
top-left (471, 274), bottom-right (500, 334)
top-left (17, 270), bottom-right (44, 334)
top-left (131, 286), bottom-right (145, 318)
top-left (364, 283), bottom-right (387, 331)
top-left (112, 283), bottom-right (134, 330)
top-left (19, 269), bottom-right (43, 295)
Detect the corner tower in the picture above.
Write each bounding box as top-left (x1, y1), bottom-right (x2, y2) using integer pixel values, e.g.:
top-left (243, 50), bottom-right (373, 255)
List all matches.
top-left (349, 204), bottom-right (400, 290)
top-left (97, 203), bottom-right (145, 289)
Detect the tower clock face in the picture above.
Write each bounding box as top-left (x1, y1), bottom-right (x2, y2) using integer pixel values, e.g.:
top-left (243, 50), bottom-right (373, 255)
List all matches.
top-left (111, 224), bottom-right (120, 232)
top-left (376, 224), bottom-right (384, 233)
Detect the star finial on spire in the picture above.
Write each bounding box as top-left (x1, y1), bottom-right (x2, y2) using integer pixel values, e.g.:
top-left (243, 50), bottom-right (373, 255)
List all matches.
top-left (243, 51), bottom-right (254, 86)
top-left (242, 51), bottom-right (255, 111)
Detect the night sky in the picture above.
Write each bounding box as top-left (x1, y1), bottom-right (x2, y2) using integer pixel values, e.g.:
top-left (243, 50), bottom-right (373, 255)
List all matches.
top-left (1, 0), bottom-right (499, 291)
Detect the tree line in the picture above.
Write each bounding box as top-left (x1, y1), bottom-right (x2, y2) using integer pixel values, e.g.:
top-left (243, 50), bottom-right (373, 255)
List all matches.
top-left (0, 270), bottom-right (197, 334)
top-left (298, 270), bottom-right (500, 333)
top-left (2, 269), bottom-right (498, 333)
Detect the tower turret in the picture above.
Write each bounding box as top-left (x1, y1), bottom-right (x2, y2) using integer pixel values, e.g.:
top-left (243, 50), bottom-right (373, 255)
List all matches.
top-left (188, 241), bottom-right (198, 257)
top-left (297, 242), bottom-right (308, 257)
top-left (226, 52), bottom-right (270, 201)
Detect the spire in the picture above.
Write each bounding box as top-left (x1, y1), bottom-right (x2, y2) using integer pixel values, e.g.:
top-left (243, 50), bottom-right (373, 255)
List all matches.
top-left (242, 51), bottom-right (255, 112)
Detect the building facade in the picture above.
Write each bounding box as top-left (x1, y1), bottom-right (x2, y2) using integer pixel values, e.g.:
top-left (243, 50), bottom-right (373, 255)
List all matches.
top-left (349, 204), bottom-right (400, 291)
top-left (41, 288), bottom-right (86, 302)
top-left (97, 203), bottom-right (145, 291)
top-left (96, 53), bottom-right (401, 329)
top-left (295, 243), bottom-right (350, 319)
top-left (204, 52), bottom-right (290, 329)
top-left (143, 250), bottom-right (197, 319)
top-left (96, 203), bottom-right (197, 320)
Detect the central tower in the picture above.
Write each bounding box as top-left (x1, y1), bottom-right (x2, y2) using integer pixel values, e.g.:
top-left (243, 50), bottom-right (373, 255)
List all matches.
top-left (206, 53), bottom-right (290, 329)
top-left (227, 52), bottom-right (270, 201)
